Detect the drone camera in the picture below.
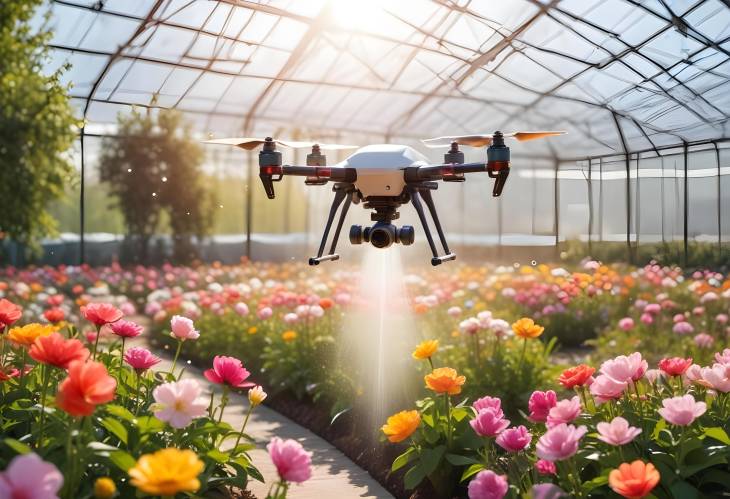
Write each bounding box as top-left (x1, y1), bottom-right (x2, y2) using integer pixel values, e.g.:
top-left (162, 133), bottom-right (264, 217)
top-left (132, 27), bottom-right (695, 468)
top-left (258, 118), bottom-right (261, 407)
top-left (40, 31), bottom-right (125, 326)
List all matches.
top-left (487, 131), bottom-right (511, 197)
top-left (350, 223), bottom-right (414, 248)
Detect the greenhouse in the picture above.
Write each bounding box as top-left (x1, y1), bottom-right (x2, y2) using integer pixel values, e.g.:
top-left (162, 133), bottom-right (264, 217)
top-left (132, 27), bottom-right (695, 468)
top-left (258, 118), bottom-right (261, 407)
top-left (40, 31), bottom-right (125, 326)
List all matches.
top-left (1, 0), bottom-right (730, 497)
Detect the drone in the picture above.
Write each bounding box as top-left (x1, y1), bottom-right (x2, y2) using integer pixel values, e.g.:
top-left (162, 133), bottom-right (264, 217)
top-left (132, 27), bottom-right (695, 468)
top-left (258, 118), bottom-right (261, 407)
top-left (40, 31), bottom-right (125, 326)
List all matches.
top-left (205, 131), bottom-right (565, 266)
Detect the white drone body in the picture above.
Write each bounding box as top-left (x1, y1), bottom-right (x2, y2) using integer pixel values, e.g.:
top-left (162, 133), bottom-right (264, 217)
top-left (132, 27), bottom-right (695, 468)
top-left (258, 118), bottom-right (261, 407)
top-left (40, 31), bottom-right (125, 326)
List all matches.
top-left (205, 131), bottom-right (564, 266)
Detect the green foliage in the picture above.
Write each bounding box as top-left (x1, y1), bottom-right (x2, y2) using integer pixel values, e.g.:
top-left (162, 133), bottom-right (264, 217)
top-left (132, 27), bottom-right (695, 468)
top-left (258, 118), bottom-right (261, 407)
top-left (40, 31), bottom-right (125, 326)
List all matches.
top-left (0, 0), bottom-right (78, 251)
top-left (98, 108), bottom-right (215, 263)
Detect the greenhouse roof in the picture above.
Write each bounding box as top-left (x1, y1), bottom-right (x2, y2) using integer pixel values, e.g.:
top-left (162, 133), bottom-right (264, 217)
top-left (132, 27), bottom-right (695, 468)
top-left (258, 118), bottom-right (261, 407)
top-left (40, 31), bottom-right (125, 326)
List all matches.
top-left (44, 0), bottom-right (730, 159)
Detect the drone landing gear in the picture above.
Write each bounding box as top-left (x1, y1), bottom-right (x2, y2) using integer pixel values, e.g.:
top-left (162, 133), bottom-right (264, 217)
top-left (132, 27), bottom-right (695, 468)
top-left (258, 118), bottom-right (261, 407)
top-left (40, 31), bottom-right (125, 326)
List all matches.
top-left (309, 184), bottom-right (353, 266)
top-left (409, 185), bottom-right (456, 266)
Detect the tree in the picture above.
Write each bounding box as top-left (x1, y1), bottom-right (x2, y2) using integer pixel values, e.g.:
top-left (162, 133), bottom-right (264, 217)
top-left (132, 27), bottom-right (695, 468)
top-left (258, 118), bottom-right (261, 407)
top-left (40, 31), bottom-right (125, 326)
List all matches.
top-left (99, 108), bottom-right (214, 263)
top-left (0, 0), bottom-right (78, 253)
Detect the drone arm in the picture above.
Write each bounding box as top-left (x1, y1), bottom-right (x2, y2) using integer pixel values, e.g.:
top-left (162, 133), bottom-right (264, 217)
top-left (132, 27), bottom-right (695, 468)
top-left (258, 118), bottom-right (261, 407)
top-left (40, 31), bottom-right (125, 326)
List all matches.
top-left (406, 162), bottom-right (487, 181)
top-left (259, 165), bottom-right (356, 199)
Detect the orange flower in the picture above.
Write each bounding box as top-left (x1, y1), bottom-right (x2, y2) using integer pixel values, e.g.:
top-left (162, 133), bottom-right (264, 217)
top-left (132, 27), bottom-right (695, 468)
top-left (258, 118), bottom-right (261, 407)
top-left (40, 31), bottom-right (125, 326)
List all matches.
top-left (413, 303), bottom-right (429, 314)
top-left (319, 298), bottom-right (333, 309)
top-left (30, 332), bottom-right (90, 369)
top-left (57, 360), bottom-right (116, 416)
top-left (282, 331), bottom-right (297, 342)
top-left (412, 340), bottom-right (438, 360)
top-left (425, 367), bottom-right (465, 395)
top-left (382, 410), bottom-right (420, 443)
top-left (609, 461), bottom-right (660, 499)
top-left (511, 318), bottom-right (544, 339)
top-left (558, 364), bottom-right (595, 389)
top-left (7, 323), bottom-right (56, 348)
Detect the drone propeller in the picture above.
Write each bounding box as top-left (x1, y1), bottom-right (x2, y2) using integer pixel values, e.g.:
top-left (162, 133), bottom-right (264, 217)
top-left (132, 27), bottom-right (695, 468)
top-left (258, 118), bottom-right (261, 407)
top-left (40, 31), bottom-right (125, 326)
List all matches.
top-left (204, 137), bottom-right (357, 150)
top-left (421, 131), bottom-right (566, 148)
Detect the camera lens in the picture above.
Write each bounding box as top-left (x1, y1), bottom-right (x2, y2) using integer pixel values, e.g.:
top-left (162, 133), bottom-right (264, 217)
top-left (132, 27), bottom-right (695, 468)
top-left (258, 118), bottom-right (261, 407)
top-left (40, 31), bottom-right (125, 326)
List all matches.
top-left (369, 227), bottom-right (392, 248)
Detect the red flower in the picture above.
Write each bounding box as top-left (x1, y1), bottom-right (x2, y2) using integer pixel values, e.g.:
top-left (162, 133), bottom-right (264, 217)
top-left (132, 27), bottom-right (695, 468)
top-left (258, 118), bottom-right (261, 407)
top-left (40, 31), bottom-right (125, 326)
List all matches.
top-left (0, 366), bottom-right (20, 382)
top-left (0, 299), bottom-right (22, 329)
top-left (319, 298), bottom-right (334, 310)
top-left (204, 356), bottom-right (254, 388)
top-left (81, 303), bottom-right (123, 327)
top-left (558, 364), bottom-right (596, 389)
top-left (30, 333), bottom-right (89, 369)
top-left (658, 357), bottom-right (693, 377)
top-left (57, 360), bottom-right (116, 416)
top-left (43, 308), bottom-right (65, 324)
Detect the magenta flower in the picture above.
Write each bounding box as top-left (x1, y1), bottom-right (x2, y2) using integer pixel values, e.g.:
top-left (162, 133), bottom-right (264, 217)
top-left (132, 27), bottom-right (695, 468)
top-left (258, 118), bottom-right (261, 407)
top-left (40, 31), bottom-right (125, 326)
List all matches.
top-left (640, 313), bottom-right (653, 325)
top-left (0, 452), bottom-right (63, 499)
top-left (596, 417), bottom-right (642, 446)
top-left (527, 390), bottom-right (557, 422)
top-left (546, 396), bottom-right (582, 428)
top-left (204, 356), bottom-right (254, 388)
top-left (673, 321), bottom-right (694, 335)
top-left (473, 396), bottom-right (503, 416)
top-left (618, 317), bottom-right (634, 331)
top-left (109, 320), bottom-right (143, 338)
top-left (124, 347), bottom-right (161, 372)
top-left (535, 459), bottom-right (556, 475)
top-left (590, 374), bottom-right (627, 404)
top-left (267, 437), bottom-right (312, 483)
top-left (496, 425), bottom-right (531, 452)
top-left (470, 407), bottom-right (510, 437)
top-left (467, 470), bottom-right (508, 499)
top-left (658, 395), bottom-right (707, 426)
top-left (536, 424), bottom-right (587, 461)
top-left (170, 315), bottom-right (199, 340)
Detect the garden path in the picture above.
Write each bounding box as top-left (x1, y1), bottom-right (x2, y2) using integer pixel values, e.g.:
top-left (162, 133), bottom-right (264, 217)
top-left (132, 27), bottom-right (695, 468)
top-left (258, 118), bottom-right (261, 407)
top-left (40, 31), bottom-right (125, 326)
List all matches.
top-left (127, 328), bottom-right (394, 499)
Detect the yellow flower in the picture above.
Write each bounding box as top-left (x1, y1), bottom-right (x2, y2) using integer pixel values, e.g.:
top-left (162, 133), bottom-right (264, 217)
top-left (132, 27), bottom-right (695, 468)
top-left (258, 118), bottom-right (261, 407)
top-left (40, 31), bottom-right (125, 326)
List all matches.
top-left (247, 326), bottom-right (258, 335)
top-left (412, 340), bottom-right (438, 360)
top-left (382, 410), bottom-right (420, 443)
top-left (7, 323), bottom-right (56, 347)
top-left (512, 318), bottom-right (544, 339)
top-left (282, 330), bottom-right (297, 342)
top-left (128, 448), bottom-right (203, 496)
top-left (93, 477), bottom-right (116, 499)
top-left (248, 385), bottom-right (267, 406)
top-left (425, 367), bottom-right (466, 395)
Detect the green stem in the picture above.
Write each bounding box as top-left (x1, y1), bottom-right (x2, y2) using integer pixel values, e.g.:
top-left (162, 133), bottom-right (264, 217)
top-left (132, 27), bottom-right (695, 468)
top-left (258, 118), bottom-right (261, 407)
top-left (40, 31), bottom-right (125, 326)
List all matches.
top-left (91, 325), bottom-right (101, 360)
top-left (19, 349), bottom-right (26, 390)
top-left (119, 337), bottom-right (126, 376)
top-left (134, 371), bottom-right (142, 416)
top-left (170, 339), bottom-right (183, 378)
top-left (217, 386), bottom-right (230, 424)
top-left (233, 405), bottom-right (254, 451)
top-left (37, 364), bottom-right (52, 448)
top-left (518, 338), bottom-right (528, 373)
top-left (444, 393), bottom-right (452, 449)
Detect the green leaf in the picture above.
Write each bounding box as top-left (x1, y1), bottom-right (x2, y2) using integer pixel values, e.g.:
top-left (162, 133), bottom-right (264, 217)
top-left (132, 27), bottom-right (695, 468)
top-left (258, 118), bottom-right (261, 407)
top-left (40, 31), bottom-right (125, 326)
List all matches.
top-left (100, 417), bottom-right (128, 445)
top-left (109, 450), bottom-right (136, 472)
top-left (403, 463), bottom-right (428, 490)
top-left (451, 407), bottom-right (470, 422)
top-left (703, 427), bottom-right (730, 445)
top-left (419, 445), bottom-right (446, 477)
top-left (445, 453), bottom-right (479, 466)
top-left (651, 419), bottom-right (667, 440)
top-left (460, 463), bottom-right (484, 482)
top-left (3, 438), bottom-right (31, 455)
top-left (391, 447), bottom-right (416, 472)
top-left (206, 449), bottom-right (230, 464)
top-left (105, 404), bottom-right (135, 422)
top-left (669, 480), bottom-right (700, 499)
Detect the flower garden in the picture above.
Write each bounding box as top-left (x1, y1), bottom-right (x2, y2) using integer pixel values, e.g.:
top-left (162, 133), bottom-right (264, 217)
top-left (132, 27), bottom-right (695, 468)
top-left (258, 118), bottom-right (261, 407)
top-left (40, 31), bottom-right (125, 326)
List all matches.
top-left (0, 260), bottom-right (729, 498)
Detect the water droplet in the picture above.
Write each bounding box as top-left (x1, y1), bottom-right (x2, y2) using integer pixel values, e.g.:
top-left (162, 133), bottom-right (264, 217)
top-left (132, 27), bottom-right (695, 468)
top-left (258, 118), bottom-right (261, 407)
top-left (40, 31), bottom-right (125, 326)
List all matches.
top-left (531, 260), bottom-right (537, 266)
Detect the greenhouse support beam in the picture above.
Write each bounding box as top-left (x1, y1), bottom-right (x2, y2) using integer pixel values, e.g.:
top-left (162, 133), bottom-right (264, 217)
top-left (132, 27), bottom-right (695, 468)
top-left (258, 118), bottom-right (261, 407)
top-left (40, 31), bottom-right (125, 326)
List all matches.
top-left (79, 127), bottom-right (86, 265)
top-left (716, 142), bottom-right (722, 259)
top-left (246, 151), bottom-right (253, 260)
top-left (684, 143), bottom-right (689, 266)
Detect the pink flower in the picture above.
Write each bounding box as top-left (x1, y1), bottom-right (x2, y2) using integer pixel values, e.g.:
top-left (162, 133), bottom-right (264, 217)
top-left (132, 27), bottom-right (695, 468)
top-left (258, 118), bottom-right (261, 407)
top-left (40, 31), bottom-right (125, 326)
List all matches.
top-left (693, 306), bottom-right (705, 316)
top-left (0, 452), bottom-right (63, 499)
top-left (470, 408), bottom-right (510, 437)
top-left (535, 459), bottom-right (556, 475)
top-left (685, 364), bottom-right (703, 383)
top-left (716, 314), bottom-right (729, 325)
top-left (673, 321), bottom-right (694, 335)
top-left (124, 347), bottom-right (161, 372)
top-left (447, 306), bottom-right (462, 317)
top-left (644, 369), bottom-right (663, 384)
top-left (496, 425), bottom-right (531, 452)
top-left (473, 396), bottom-right (502, 416)
top-left (204, 355), bottom-right (254, 388)
top-left (694, 333), bottom-right (714, 349)
top-left (673, 313), bottom-right (686, 323)
top-left (459, 318), bottom-right (480, 335)
top-left (170, 315), bottom-right (199, 340)
top-left (618, 317), bottom-right (634, 331)
top-left (599, 353), bottom-right (646, 383)
top-left (109, 320), bottom-right (143, 338)
top-left (644, 303), bottom-right (661, 314)
top-left (536, 424), bottom-right (587, 461)
top-left (590, 374), bottom-right (627, 404)
top-left (658, 395), bottom-right (707, 426)
top-left (283, 312), bottom-right (299, 324)
top-left (640, 313), bottom-right (653, 325)
top-left (698, 364), bottom-right (730, 392)
top-left (527, 390), bottom-right (557, 422)
top-left (257, 306), bottom-right (273, 320)
top-left (81, 302), bottom-right (123, 327)
top-left (467, 470), bottom-right (508, 499)
top-left (152, 379), bottom-right (208, 428)
top-left (546, 396), bottom-right (582, 428)
top-left (596, 417), bottom-right (642, 446)
top-left (234, 302), bottom-right (250, 316)
top-left (267, 437), bottom-right (312, 483)
top-left (715, 349), bottom-right (730, 365)
top-left (658, 357), bottom-right (692, 376)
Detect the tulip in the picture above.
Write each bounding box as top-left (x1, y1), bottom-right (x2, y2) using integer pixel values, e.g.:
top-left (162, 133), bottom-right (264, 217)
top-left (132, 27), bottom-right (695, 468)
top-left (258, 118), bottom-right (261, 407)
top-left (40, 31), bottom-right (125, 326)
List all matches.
top-left (658, 394), bottom-right (706, 426)
top-left (597, 417), bottom-right (642, 446)
top-left (267, 437), bottom-right (312, 484)
top-left (467, 470), bottom-right (508, 499)
top-left (536, 424), bottom-right (587, 461)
